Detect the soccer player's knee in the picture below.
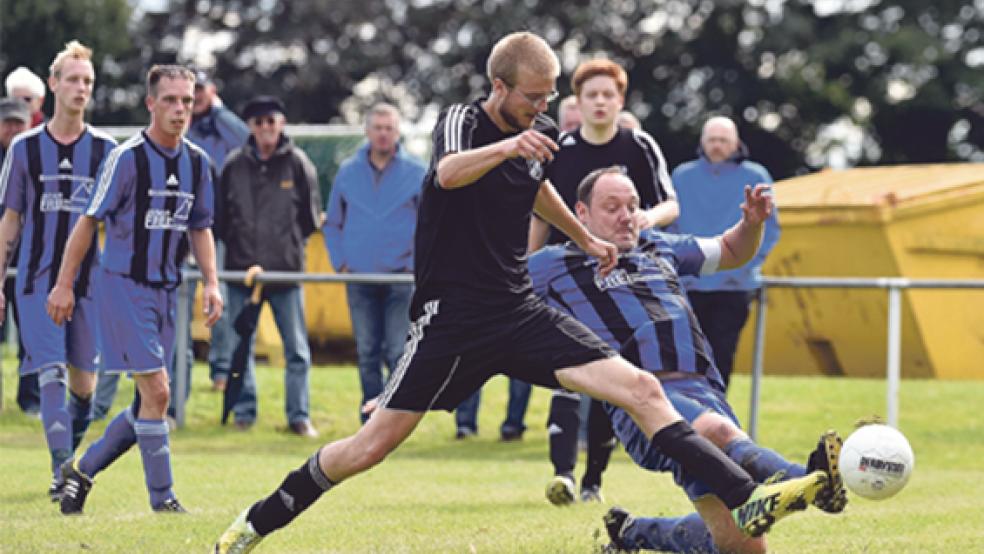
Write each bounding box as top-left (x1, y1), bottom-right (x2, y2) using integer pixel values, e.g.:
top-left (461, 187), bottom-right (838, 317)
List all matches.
top-left (693, 413), bottom-right (742, 449)
top-left (629, 370), bottom-right (666, 410)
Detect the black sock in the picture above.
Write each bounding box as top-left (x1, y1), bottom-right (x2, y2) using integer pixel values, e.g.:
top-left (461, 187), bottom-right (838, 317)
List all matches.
top-left (548, 393), bottom-right (581, 476)
top-left (247, 450), bottom-right (336, 536)
top-left (581, 399), bottom-right (616, 490)
top-left (650, 420), bottom-right (757, 509)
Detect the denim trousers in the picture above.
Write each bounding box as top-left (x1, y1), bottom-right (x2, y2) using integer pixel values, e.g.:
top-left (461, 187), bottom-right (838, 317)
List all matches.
top-left (227, 283), bottom-right (312, 424)
top-left (345, 282), bottom-right (413, 423)
top-left (455, 378), bottom-right (531, 434)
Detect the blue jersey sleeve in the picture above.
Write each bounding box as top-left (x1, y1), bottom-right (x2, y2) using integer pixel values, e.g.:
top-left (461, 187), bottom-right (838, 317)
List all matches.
top-left (529, 245), bottom-right (567, 300)
top-left (189, 154), bottom-right (214, 229)
top-left (0, 139), bottom-right (28, 214)
top-left (644, 230), bottom-right (709, 277)
top-left (86, 146), bottom-right (135, 220)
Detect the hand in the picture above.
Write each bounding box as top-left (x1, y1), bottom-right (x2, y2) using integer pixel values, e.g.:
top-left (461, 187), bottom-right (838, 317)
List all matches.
top-left (361, 396), bottom-right (380, 417)
top-left (741, 184), bottom-right (773, 226)
top-left (47, 284), bottom-right (76, 326)
top-left (201, 282), bottom-right (224, 327)
top-left (505, 129), bottom-right (558, 164)
top-left (581, 235), bottom-right (619, 277)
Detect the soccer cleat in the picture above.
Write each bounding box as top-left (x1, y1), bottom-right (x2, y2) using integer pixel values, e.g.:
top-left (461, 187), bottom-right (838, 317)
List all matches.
top-left (48, 476), bottom-right (64, 502)
top-left (580, 485), bottom-right (604, 503)
top-left (545, 474), bottom-right (576, 506)
top-left (214, 508), bottom-right (263, 554)
top-left (602, 506), bottom-right (637, 553)
top-left (59, 459), bottom-right (93, 515)
top-left (732, 470), bottom-right (828, 537)
top-left (153, 497), bottom-right (188, 513)
top-left (807, 430), bottom-right (848, 514)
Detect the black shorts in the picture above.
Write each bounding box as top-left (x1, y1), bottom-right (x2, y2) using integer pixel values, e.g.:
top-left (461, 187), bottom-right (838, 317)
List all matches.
top-left (379, 295), bottom-right (615, 412)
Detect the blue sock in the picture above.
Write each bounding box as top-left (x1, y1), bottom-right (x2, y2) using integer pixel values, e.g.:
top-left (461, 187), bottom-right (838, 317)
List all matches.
top-left (68, 390), bottom-right (94, 452)
top-left (724, 438), bottom-right (806, 483)
top-left (135, 418), bottom-right (175, 507)
top-left (622, 512), bottom-right (716, 553)
top-left (39, 367), bottom-right (72, 476)
top-left (79, 407), bottom-right (136, 477)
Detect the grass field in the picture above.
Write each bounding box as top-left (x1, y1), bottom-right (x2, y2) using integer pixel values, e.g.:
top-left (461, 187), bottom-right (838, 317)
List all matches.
top-left (2, 358), bottom-right (983, 553)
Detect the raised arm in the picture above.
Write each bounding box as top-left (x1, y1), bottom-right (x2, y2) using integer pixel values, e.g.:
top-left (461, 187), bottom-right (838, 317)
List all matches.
top-left (717, 184), bottom-right (773, 270)
top-left (46, 215), bottom-right (99, 325)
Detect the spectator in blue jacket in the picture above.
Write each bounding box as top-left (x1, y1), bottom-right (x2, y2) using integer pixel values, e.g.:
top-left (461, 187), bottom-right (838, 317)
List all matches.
top-left (323, 103), bottom-right (426, 423)
top-left (670, 116), bottom-right (781, 390)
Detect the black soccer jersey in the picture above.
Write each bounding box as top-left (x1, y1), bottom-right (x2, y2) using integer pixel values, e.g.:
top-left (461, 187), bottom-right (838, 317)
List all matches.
top-left (543, 126), bottom-right (676, 245)
top-left (413, 100), bottom-right (559, 313)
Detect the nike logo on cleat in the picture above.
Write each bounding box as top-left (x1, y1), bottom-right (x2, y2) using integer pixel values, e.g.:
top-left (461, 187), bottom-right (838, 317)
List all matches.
top-left (735, 493), bottom-right (780, 527)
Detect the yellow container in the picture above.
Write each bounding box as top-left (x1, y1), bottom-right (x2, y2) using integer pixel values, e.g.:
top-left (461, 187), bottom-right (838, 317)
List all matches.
top-left (191, 231), bottom-right (352, 366)
top-left (734, 163), bottom-right (984, 380)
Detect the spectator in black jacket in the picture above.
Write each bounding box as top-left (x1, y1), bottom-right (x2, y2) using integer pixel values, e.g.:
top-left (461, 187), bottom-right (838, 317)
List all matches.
top-left (217, 96), bottom-right (323, 437)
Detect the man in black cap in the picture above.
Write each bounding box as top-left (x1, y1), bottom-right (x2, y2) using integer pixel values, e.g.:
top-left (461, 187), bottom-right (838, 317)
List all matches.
top-left (0, 97), bottom-right (34, 414)
top-left (215, 95), bottom-right (323, 436)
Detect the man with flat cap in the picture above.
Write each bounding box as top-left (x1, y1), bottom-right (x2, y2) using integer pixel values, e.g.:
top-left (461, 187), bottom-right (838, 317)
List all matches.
top-left (216, 95), bottom-right (323, 436)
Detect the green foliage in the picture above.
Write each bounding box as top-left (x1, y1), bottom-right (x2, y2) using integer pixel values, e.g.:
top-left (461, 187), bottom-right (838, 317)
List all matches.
top-left (2, 359), bottom-right (983, 552)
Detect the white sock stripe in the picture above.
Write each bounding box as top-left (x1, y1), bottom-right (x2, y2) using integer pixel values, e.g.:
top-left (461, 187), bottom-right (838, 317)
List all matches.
top-left (38, 365), bottom-right (69, 387)
top-left (134, 421), bottom-right (169, 435)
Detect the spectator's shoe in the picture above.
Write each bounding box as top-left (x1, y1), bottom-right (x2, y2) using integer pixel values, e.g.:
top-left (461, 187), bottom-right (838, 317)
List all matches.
top-left (499, 427), bottom-right (524, 442)
top-left (455, 427), bottom-right (477, 440)
top-left (602, 506), bottom-right (637, 553)
top-left (732, 470), bottom-right (828, 537)
top-left (288, 420), bottom-right (319, 438)
top-left (807, 430), bottom-right (848, 514)
top-left (59, 459), bottom-right (93, 515)
top-left (153, 497), bottom-right (188, 513)
top-left (48, 475), bottom-right (64, 502)
top-left (580, 485), bottom-right (604, 503)
top-left (545, 474), bottom-right (576, 506)
top-left (214, 508), bottom-right (263, 554)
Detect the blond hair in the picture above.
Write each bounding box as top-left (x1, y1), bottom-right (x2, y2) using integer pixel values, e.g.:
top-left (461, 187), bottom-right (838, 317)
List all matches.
top-left (50, 40), bottom-right (93, 78)
top-left (486, 32), bottom-right (559, 86)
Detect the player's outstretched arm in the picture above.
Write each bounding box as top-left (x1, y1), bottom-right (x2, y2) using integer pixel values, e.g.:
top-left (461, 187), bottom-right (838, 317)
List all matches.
top-left (533, 180), bottom-right (617, 276)
top-left (189, 227), bottom-right (223, 327)
top-left (0, 209), bottom-right (25, 324)
top-left (718, 184), bottom-right (773, 270)
top-left (47, 215), bottom-right (98, 325)
top-left (436, 129), bottom-right (558, 190)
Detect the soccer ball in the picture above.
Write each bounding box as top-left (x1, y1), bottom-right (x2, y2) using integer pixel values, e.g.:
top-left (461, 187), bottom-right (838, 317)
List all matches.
top-left (839, 424), bottom-right (914, 500)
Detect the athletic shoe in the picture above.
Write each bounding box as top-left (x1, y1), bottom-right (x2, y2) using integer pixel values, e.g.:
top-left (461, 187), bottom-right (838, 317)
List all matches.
top-left (807, 430), bottom-right (848, 514)
top-left (214, 508), bottom-right (263, 554)
top-left (732, 470), bottom-right (828, 537)
top-left (59, 459), bottom-right (93, 515)
top-left (602, 506), bottom-right (637, 553)
top-left (455, 427), bottom-right (477, 440)
top-left (48, 475), bottom-right (64, 502)
top-left (153, 497), bottom-right (188, 513)
top-left (545, 474), bottom-right (576, 506)
top-left (580, 485), bottom-right (604, 503)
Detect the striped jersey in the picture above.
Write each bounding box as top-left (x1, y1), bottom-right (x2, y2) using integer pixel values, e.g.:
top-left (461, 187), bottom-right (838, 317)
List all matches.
top-left (529, 229), bottom-right (727, 391)
top-left (0, 124), bottom-right (117, 295)
top-left (543, 127), bottom-right (676, 245)
top-left (86, 131), bottom-right (214, 285)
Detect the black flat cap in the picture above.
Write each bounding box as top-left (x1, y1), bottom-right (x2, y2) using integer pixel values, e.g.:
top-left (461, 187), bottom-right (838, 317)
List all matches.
top-left (242, 95), bottom-right (286, 120)
top-left (0, 97), bottom-right (31, 124)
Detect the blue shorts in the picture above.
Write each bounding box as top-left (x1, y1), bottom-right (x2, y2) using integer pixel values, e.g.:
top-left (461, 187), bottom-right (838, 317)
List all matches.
top-left (16, 272), bottom-right (100, 375)
top-left (606, 377), bottom-right (741, 501)
top-left (97, 269), bottom-right (176, 374)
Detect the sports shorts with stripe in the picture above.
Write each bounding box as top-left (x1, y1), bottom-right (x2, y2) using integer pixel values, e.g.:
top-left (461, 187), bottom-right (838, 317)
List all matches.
top-left (379, 294), bottom-right (616, 412)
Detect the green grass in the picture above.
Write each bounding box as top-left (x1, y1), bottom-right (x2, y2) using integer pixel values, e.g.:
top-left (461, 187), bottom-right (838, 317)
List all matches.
top-left (2, 359), bottom-right (983, 553)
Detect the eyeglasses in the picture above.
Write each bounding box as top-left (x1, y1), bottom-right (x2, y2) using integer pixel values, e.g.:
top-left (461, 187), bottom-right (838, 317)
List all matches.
top-left (502, 81), bottom-right (559, 107)
top-left (251, 116), bottom-right (279, 127)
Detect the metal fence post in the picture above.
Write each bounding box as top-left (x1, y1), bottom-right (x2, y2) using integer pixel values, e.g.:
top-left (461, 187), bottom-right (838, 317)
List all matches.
top-left (886, 283), bottom-right (903, 428)
top-left (748, 287), bottom-right (768, 442)
top-left (174, 279), bottom-right (191, 429)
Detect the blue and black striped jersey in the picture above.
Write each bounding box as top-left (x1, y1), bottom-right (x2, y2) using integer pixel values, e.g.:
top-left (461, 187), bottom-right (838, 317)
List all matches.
top-left (86, 131), bottom-right (214, 286)
top-left (0, 124), bottom-right (117, 295)
top-left (529, 229), bottom-right (727, 391)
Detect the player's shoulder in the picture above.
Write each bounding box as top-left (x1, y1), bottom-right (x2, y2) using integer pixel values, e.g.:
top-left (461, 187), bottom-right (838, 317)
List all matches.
top-left (86, 125), bottom-right (118, 147)
top-left (529, 243), bottom-right (584, 278)
top-left (182, 136), bottom-right (209, 159)
top-left (739, 159), bottom-right (773, 181)
top-left (7, 124), bottom-right (44, 153)
top-left (625, 126), bottom-right (663, 153)
top-left (104, 133), bottom-right (144, 167)
top-left (439, 102), bottom-right (480, 122)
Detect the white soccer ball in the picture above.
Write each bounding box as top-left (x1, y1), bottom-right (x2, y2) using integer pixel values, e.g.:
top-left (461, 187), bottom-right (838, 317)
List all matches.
top-left (839, 424), bottom-right (914, 500)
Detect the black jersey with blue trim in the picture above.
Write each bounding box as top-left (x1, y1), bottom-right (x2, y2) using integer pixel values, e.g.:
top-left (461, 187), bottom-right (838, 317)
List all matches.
top-left (0, 124), bottom-right (117, 295)
top-left (543, 126), bottom-right (676, 245)
top-left (86, 131), bottom-right (214, 286)
top-left (529, 229), bottom-right (726, 391)
top-left (413, 100), bottom-right (559, 313)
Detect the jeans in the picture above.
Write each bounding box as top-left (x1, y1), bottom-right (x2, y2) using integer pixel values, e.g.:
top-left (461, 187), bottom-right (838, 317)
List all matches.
top-left (92, 371), bottom-right (120, 420)
top-left (455, 378), bottom-right (532, 435)
top-left (345, 282), bottom-right (413, 423)
top-left (207, 242), bottom-right (233, 382)
top-left (456, 389), bottom-right (481, 433)
top-left (227, 283), bottom-right (311, 425)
